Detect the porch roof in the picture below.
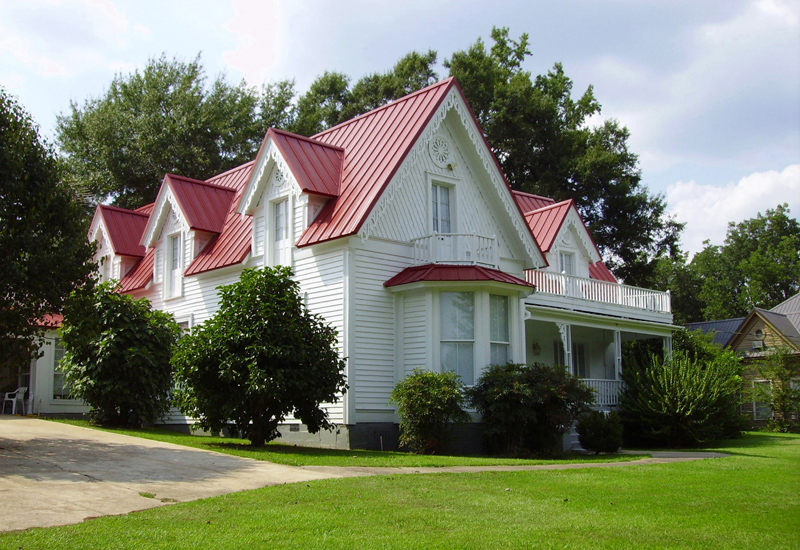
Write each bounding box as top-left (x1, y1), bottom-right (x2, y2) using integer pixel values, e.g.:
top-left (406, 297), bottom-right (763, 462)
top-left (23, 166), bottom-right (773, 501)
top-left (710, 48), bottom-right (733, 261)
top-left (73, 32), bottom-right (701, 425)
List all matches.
top-left (384, 264), bottom-right (534, 289)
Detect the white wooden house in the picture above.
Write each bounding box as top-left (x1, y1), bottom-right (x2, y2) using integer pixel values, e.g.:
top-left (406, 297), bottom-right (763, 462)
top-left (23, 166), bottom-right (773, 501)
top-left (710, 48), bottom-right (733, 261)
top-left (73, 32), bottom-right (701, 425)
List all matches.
top-left (24, 78), bottom-right (675, 448)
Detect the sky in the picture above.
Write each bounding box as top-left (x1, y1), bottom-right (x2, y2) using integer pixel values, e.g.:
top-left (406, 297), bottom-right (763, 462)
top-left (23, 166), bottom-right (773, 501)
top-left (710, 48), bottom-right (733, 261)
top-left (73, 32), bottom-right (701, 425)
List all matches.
top-left (1, 0), bottom-right (798, 257)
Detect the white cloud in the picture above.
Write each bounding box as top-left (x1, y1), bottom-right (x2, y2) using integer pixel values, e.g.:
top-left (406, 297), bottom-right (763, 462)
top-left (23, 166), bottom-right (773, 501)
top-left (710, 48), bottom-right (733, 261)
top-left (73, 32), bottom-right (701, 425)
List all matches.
top-left (221, 0), bottom-right (285, 86)
top-left (667, 164), bottom-right (800, 256)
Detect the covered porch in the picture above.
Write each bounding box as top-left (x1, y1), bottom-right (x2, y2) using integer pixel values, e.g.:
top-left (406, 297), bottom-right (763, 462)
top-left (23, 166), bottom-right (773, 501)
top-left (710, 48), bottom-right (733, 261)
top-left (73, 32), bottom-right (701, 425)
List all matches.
top-left (523, 307), bottom-right (675, 408)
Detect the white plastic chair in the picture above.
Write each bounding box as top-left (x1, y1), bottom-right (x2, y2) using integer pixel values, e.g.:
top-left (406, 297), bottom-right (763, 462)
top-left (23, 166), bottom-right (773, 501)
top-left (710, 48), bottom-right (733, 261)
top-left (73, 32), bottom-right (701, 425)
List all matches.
top-left (3, 387), bottom-right (27, 415)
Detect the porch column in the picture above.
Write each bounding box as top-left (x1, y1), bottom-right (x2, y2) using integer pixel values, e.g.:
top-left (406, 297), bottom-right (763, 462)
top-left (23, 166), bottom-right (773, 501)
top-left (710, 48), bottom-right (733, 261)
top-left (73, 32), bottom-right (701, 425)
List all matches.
top-left (556, 322), bottom-right (573, 373)
top-left (614, 330), bottom-right (622, 381)
top-left (663, 335), bottom-right (673, 361)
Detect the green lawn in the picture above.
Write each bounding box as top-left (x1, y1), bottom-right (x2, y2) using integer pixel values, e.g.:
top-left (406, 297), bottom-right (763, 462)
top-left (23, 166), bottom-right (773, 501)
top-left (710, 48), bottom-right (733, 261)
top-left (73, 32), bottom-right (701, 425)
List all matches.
top-left (46, 419), bottom-right (641, 467)
top-left (3, 432), bottom-right (798, 549)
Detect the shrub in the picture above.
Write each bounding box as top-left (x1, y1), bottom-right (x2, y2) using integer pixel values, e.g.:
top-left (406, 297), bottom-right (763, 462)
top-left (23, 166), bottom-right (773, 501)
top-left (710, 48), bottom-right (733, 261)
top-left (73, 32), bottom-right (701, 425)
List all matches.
top-left (467, 363), bottom-right (594, 457)
top-left (60, 281), bottom-right (180, 427)
top-left (390, 369), bottom-right (470, 454)
top-left (172, 267), bottom-right (347, 446)
top-left (620, 350), bottom-right (743, 447)
top-left (576, 411), bottom-right (623, 454)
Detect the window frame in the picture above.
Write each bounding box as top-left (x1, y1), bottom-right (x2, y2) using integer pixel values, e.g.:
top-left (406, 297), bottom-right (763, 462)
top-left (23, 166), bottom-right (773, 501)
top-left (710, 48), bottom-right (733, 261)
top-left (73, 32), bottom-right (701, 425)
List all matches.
top-left (165, 232), bottom-right (183, 299)
top-left (439, 291), bottom-right (475, 385)
top-left (489, 294), bottom-right (510, 365)
top-left (52, 338), bottom-right (72, 400)
top-left (271, 197), bottom-right (291, 266)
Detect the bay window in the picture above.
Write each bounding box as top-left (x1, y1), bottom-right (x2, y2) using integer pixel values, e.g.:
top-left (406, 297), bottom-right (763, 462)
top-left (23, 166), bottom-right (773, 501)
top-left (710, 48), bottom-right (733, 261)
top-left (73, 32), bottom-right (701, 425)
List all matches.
top-left (440, 291), bottom-right (474, 385)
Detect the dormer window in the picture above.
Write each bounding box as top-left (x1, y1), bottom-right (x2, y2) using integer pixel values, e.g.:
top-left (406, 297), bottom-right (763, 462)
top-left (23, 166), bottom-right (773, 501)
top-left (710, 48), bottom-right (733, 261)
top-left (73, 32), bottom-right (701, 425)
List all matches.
top-left (559, 252), bottom-right (575, 276)
top-left (432, 183), bottom-right (451, 233)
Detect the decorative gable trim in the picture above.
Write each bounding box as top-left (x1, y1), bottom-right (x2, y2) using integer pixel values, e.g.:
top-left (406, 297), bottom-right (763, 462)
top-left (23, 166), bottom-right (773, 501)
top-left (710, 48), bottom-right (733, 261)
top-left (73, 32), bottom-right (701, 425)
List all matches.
top-left (141, 184), bottom-right (189, 248)
top-left (237, 135), bottom-right (300, 216)
top-left (358, 86), bottom-right (546, 269)
top-left (556, 207), bottom-right (602, 264)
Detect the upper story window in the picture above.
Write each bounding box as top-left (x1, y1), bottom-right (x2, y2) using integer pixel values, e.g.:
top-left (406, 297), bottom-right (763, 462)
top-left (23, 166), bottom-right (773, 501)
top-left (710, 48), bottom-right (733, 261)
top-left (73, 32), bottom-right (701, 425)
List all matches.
top-left (432, 183), bottom-right (451, 233)
top-left (273, 198), bottom-right (290, 265)
top-left (490, 295), bottom-right (510, 365)
top-left (440, 291), bottom-right (474, 385)
top-left (559, 252), bottom-right (575, 275)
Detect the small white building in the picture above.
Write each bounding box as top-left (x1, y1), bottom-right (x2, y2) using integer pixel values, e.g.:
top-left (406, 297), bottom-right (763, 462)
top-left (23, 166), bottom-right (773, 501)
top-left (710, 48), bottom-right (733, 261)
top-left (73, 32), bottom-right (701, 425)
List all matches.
top-left (24, 78), bottom-right (675, 448)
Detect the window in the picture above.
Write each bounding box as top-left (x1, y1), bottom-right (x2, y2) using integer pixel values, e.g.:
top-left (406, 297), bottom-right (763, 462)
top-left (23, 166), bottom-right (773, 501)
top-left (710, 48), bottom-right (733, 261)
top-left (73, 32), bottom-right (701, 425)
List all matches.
top-left (554, 340), bottom-right (566, 366)
top-left (52, 339), bottom-right (69, 399)
top-left (572, 342), bottom-right (587, 378)
top-left (753, 380), bottom-right (772, 420)
top-left (490, 295), bottom-right (510, 364)
top-left (440, 292), bottom-right (474, 385)
top-left (432, 184), bottom-right (451, 233)
top-left (559, 252), bottom-right (575, 275)
top-left (167, 233), bottom-right (182, 298)
top-left (273, 199), bottom-right (290, 265)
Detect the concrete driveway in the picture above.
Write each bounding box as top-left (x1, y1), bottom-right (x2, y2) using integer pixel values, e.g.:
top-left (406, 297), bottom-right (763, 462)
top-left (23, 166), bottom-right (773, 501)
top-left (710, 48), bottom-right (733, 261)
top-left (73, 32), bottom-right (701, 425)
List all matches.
top-left (0, 417), bottom-right (332, 532)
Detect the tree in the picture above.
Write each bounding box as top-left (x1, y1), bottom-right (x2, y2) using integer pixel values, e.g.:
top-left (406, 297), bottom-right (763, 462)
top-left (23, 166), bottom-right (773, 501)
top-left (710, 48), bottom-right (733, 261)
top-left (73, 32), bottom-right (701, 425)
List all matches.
top-left (56, 54), bottom-right (294, 209)
top-left (690, 205), bottom-right (800, 320)
top-left (0, 88), bottom-right (96, 383)
top-left (172, 267), bottom-right (347, 446)
top-left (445, 28), bottom-right (683, 286)
top-left (60, 282), bottom-right (180, 426)
top-left (290, 50), bottom-right (439, 136)
top-left (390, 369), bottom-right (470, 454)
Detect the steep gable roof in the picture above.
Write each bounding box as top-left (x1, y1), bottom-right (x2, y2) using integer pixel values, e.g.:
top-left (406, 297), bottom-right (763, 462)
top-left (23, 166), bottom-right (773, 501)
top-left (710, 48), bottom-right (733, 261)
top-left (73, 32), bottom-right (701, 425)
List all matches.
top-left (295, 78), bottom-right (457, 247)
top-left (588, 261), bottom-right (618, 283)
top-left (512, 190), bottom-right (556, 213)
top-left (270, 128), bottom-right (343, 197)
top-left (163, 174), bottom-right (236, 234)
top-left (119, 249), bottom-right (154, 292)
top-left (524, 200), bottom-right (574, 253)
top-left (184, 162), bottom-right (254, 276)
top-left (725, 307), bottom-right (800, 351)
top-left (92, 205), bottom-right (149, 258)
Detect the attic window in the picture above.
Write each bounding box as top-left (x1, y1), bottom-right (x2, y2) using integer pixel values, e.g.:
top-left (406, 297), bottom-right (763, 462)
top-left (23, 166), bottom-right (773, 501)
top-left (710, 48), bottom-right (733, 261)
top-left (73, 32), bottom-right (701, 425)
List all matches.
top-left (755, 329), bottom-right (764, 339)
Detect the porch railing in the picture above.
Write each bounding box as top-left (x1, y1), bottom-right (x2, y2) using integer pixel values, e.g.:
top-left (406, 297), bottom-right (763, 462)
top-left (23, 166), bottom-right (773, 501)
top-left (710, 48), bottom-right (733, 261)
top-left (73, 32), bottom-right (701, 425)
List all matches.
top-left (583, 379), bottom-right (623, 406)
top-left (525, 270), bottom-right (671, 313)
top-left (411, 233), bottom-right (499, 269)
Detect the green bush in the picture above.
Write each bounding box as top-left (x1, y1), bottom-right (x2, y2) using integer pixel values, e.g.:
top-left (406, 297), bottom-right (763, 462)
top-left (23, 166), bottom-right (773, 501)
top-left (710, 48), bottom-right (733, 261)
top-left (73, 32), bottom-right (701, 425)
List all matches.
top-left (172, 267), bottom-right (347, 446)
top-left (60, 281), bottom-right (180, 427)
top-left (390, 369), bottom-right (470, 454)
top-left (753, 348), bottom-right (800, 432)
top-left (576, 411), bottom-right (623, 454)
top-left (620, 350), bottom-right (743, 447)
top-left (467, 363), bottom-right (594, 457)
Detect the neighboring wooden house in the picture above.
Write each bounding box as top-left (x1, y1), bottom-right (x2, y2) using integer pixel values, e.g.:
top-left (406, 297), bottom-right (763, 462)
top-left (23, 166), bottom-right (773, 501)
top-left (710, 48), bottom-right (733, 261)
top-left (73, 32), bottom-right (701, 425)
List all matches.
top-left (22, 78), bottom-right (675, 448)
top-left (686, 293), bottom-right (800, 424)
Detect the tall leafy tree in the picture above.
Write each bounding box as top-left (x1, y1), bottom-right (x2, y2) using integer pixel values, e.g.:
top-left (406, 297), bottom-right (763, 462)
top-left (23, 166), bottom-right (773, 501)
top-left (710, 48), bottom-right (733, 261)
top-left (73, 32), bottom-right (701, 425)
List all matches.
top-left (0, 88), bottom-right (96, 382)
top-left (57, 54), bottom-right (294, 209)
top-left (445, 28), bottom-right (683, 285)
top-left (290, 50), bottom-right (439, 136)
top-left (690, 204), bottom-right (800, 320)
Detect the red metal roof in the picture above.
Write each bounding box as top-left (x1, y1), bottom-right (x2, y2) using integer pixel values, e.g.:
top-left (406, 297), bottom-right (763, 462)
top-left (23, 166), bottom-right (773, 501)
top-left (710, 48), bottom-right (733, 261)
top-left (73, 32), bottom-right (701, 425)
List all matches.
top-left (164, 174), bottom-right (236, 234)
top-left (384, 264), bottom-right (534, 288)
top-left (588, 261), bottom-right (617, 283)
top-left (34, 313), bottom-right (63, 328)
top-left (269, 128), bottom-right (343, 197)
top-left (135, 203), bottom-right (155, 216)
top-left (524, 200), bottom-right (574, 253)
top-left (184, 162), bottom-right (255, 276)
top-left (512, 190), bottom-right (556, 213)
top-left (296, 78), bottom-right (457, 247)
top-left (119, 249), bottom-right (154, 292)
top-left (94, 205), bottom-right (149, 257)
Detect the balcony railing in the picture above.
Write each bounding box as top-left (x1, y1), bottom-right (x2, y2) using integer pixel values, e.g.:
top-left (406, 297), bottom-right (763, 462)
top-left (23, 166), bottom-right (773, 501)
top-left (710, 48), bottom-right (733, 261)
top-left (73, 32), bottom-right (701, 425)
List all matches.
top-left (583, 379), bottom-right (623, 406)
top-left (412, 233), bottom-right (499, 269)
top-left (526, 270), bottom-right (671, 314)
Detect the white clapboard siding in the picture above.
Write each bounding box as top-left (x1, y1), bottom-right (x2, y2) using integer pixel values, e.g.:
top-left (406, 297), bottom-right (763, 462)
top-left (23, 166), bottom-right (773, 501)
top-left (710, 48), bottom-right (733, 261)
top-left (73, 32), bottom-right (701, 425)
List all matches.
top-left (352, 246), bottom-right (415, 410)
top-left (295, 247), bottom-right (346, 423)
top-left (154, 247), bottom-right (164, 283)
top-left (253, 214), bottom-right (265, 256)
top-left (403, 291), bottom-right (428, 377)
top-left (369, 124), bottom-right (515, 260)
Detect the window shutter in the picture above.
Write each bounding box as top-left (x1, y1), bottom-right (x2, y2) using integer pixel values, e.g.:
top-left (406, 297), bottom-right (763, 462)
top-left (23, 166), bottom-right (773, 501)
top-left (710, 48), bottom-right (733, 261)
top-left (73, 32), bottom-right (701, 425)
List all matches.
top-left (154, 248), bottom-right (163, 283)
top-left (253, 214), bottom-right (265, 256)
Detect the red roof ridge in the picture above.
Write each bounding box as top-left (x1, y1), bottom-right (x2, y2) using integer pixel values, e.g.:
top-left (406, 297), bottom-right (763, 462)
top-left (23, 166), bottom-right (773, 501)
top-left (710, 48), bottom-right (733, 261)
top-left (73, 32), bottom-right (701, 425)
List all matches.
top-left (525, 198), bottom-right (574, 215)
top-left (313, 77), bottom-right (456, 140)
top-left (164, 173), bottom-right (238, 192)
top-left (270, 127), bottom-right (345, 152)
top-left (206, 160), bottom-right (256, 183)
top-left (512, 190), bottom-right (556, 202)
top-left (98, 204), bottom-right (149, 217)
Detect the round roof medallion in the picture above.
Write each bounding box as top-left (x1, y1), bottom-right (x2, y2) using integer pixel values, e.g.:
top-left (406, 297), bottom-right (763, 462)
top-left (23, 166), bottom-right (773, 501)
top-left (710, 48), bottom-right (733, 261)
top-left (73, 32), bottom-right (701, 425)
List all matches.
top-left (429, 136), bottom-right (452, 168)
